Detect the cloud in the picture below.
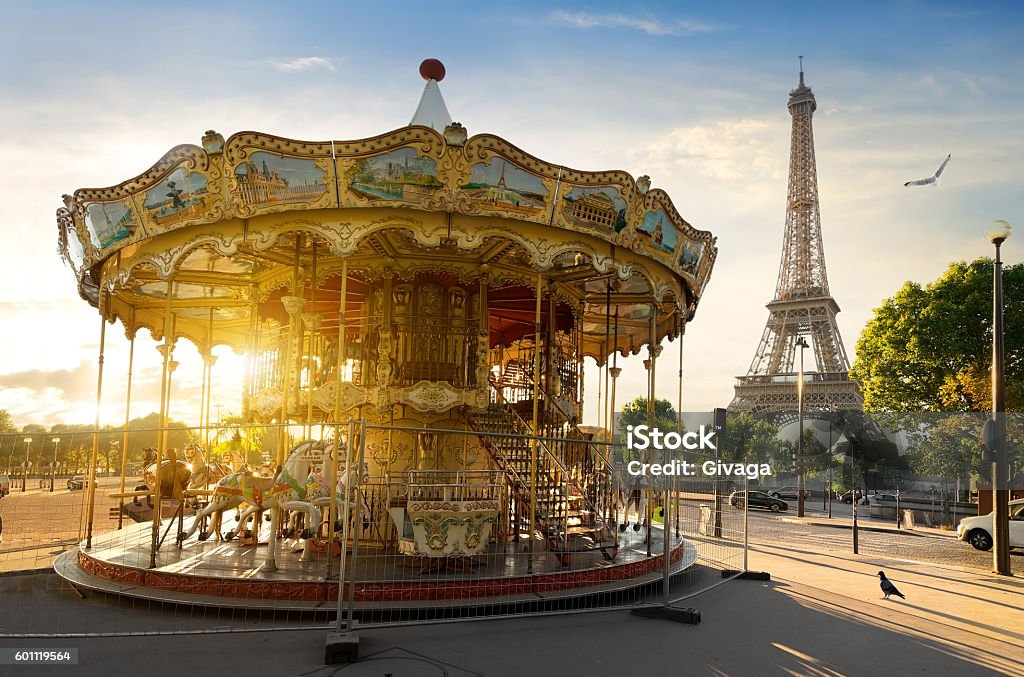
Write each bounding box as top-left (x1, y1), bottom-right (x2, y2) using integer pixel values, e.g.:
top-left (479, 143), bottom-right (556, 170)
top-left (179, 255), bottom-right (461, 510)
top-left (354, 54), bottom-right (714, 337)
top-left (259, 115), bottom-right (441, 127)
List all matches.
top-left (273, 56), bottom-right (335, 73)
top-left (549, 10), bottom-right (718, 36)
top-left (639, 118), bottom-right (786, 183)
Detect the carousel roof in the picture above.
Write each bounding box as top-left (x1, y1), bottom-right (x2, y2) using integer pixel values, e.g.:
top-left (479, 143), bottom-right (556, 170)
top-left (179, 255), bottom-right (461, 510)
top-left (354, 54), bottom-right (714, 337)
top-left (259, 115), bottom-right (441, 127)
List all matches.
top-left (410, 60), bottom-right (452, 130)
top-left (56, 61), bottom-right (717, 364)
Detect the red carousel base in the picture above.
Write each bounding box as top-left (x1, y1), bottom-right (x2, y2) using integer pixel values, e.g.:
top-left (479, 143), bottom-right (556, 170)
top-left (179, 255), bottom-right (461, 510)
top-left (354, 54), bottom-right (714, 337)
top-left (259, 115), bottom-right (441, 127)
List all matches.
top-left (54, 520), bottom-right (697, 610)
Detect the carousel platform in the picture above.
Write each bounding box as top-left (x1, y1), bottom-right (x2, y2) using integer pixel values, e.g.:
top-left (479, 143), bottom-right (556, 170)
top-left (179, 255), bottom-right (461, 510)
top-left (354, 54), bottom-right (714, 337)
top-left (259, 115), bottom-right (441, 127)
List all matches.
top-left (54, 518), bottom-right (697, 612)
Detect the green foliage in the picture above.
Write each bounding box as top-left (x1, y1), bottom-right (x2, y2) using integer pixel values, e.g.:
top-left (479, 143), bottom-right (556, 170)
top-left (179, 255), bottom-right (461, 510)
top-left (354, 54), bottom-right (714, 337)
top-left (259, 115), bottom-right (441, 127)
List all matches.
top-left (3, 413), bottom-right (191, 475)
top-left (616, 397), bottom-right (679, 434)
top-left (614, 397), bottom-right (679, 462)
top-left (779, 427), bottom-right (828, 478)
top-left (720, 412), bottom-right (783, 467)
top-left (903, 414), bottom-right (983, 481)
top-left (851, 258), bottom-right (1024, 412)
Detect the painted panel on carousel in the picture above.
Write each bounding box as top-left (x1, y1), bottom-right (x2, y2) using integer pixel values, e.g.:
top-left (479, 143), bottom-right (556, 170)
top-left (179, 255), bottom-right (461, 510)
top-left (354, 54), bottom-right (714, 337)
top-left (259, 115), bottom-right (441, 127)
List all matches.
top-left (461, 157), bottom-right (547, 215)
top-left (559, 186), bottom-right (628, 234)
top-left (677, 240), bottom-right (704, 277)
top-left (143, 168), bottom-right (210, 228)
top-left (66, 227), bottom-right (86, 271)
top-left (232, 152), bottom-right (327, 209)
top-left (347, 148), bottom-right (441, 205)
top-left (85, 200), bottom-right (138, 249)
top-left (132, 281), bottom-right (236, 300)
top-left (638, 208), bottom-right (678, 257)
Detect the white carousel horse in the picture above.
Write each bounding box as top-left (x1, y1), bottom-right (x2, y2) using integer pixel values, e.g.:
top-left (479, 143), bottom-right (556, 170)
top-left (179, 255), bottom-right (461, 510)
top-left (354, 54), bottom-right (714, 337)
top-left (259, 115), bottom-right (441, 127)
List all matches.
top-left (177, 440), bottom-right (326, 545)
top-left (284, 460), bottom-right (371, 539)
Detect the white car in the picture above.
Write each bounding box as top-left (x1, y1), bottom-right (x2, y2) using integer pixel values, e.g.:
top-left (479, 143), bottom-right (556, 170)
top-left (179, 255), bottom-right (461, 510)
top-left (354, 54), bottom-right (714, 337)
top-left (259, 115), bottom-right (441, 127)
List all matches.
top-left (956, 498), bottom-right (1024, 551)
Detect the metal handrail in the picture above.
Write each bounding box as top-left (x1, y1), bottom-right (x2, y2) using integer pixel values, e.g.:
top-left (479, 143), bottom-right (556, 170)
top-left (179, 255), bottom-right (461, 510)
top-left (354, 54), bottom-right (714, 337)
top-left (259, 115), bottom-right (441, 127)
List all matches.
top-left (486, 381), bottom-right (614, 544)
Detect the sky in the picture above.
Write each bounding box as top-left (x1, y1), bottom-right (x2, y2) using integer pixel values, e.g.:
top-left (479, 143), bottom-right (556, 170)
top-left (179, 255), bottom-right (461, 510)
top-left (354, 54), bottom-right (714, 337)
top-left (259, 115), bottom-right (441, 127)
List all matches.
top-left (0, 0), bottom-right (1022, 431)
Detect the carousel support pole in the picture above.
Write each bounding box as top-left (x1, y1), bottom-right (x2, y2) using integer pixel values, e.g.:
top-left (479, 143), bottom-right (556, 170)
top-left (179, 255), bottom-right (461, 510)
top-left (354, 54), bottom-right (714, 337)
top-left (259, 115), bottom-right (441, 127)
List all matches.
top-left (268, 271), bottom-right (295, 573)
top-left (604, 284), bottom-right (612, 434)
top-left (199, 310), bottom-right (210, 448)
top-left (326, 259), bottom-right (349, 582)
top-left (203, 354), bottom-right (217, 447)
top-left (675, 315), bottom-right (685, 536)
top-left (117, 326), bottom-right (135, 530)
top-left (85, 299), bottom-right (107, 550)
top-left (204, 308), bottom-right (215, 449)
top-left (608, 309), bottom-right (620, 439)
top-left (662, 312), bottom-right (683, 604)
top-left (306, 242), bottom-right (318, 439)
top-left (279, 238), bottom-right (304, 466)
top-left (345, 419), bottom-right (367, 629)
top-left (645, 304), bottom-right (658, 556)
top-left (151, 279), bottom-right (174, 568)
top-left (528, 273), bottom-right (542, 573)
top-left (608, 308), bottom-right (621, 544)
top-left (576, 302), bottom-right (585, 418)
top-left (242, 284), bottom-right (259, 422)
top-left (326, 418), bottom-right (359, 663)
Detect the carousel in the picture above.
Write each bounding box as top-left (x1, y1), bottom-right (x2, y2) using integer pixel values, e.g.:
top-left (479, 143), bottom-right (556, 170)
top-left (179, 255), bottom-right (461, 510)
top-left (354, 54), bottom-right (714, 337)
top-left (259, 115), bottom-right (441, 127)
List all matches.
top-left (52, 60), bottom-right (718, 611)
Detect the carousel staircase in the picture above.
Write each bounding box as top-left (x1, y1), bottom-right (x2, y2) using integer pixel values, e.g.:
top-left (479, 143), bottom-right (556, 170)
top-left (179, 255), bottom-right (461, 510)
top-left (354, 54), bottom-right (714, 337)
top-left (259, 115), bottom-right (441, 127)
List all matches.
top-left (469, 382), bottom-right (619, 564)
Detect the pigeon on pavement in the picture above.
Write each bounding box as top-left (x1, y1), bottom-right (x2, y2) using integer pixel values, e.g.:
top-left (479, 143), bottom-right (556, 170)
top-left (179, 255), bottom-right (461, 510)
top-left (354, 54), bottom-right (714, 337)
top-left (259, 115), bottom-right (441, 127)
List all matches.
top-left (904, 154), bottom-right (951, 187)
top-left (878, 571), bottom-right (905, 600)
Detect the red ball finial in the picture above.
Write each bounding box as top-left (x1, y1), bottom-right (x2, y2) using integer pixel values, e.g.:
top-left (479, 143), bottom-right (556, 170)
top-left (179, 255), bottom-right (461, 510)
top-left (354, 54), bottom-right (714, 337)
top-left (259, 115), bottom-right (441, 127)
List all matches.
top-left (419, 59), bottom-right (446, 82)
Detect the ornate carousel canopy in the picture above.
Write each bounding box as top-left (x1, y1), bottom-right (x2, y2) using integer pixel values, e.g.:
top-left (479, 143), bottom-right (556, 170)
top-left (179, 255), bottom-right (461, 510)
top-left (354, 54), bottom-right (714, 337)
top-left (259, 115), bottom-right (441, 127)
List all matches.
top-left (56, 64), bottom-right (717, 366)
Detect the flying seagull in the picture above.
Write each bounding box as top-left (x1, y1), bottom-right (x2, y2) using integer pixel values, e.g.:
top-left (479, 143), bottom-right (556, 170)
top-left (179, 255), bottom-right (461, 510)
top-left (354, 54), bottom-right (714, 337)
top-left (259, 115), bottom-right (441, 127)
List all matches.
top-left (877, 571), bottom-right (905, 600)
top-left (904, 154), bottom-right (951, 187)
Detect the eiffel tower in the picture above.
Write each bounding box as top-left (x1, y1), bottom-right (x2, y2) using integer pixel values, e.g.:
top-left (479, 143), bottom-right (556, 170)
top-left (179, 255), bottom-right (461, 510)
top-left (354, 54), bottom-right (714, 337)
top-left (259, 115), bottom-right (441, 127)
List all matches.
top-left (730, 62), bottom-right (862, 413)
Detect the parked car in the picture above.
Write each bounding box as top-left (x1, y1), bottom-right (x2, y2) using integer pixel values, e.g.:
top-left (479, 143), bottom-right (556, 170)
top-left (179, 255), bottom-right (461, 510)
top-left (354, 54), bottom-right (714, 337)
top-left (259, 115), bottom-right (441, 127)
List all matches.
top-left (0, 474), bottom-right (10, 498)
top-left (67, 476), bottom-right (88, 490)
top-left (956, 498), bottom-right (1024, 551)
top-left (769, 486), bottom-right (810, 500)
top-left (729, 490), bottom-right (788, 512)
top-left (839, 489), bottom-right (865, 504)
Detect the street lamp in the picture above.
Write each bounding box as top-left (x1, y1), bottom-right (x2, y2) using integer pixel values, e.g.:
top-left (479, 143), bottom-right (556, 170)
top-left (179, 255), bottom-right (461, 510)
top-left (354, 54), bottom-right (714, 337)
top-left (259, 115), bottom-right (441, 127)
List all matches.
top-left (22, 436), bottom-right (31, 492)
top-left (826, 401), bottom-right (833, 518)
top-left (50, 436), bottom-right (60, 492)
top-left (988, 219), bottom-right (1011, 576)
top-left (795, 335), bottom-right (809, 517)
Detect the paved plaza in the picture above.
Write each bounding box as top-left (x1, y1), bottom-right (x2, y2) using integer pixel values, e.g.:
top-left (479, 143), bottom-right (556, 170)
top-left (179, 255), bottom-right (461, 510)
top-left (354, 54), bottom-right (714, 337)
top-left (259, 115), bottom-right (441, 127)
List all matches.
top-left (1, 531), bottom-right (1021, 676)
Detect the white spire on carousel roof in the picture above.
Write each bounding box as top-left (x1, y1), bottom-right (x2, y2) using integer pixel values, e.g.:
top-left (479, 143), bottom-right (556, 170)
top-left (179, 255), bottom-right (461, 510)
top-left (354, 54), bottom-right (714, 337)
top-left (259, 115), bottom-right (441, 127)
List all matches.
top-left (410, 58), bottom-right (453, 130)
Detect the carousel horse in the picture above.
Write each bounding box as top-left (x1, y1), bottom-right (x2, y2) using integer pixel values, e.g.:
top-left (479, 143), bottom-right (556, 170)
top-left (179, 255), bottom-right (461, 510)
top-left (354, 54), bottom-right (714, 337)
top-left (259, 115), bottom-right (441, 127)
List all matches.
top-left (142, 448), bottom-right (192, 502)
top-left (285, 459), bottom-right (371, 539)
top-left (177, 440), bottom-right (326, 545)
top-left (184, 443), bottom-right (233, 489)
top-left (182, 443), bottom-right (237, 537)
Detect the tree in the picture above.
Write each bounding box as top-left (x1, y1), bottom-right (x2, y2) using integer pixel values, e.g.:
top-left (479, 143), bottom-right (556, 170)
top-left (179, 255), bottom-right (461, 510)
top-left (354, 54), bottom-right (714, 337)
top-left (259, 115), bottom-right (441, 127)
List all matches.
top-left (779, 427), bottom-right (828, 479)
top-left (615, 398), bottom-right (679, 437)
top-left (850, 259), bottom-right (1024, 412)
top-left (720, 412), bottom-right (782, 467)
top-left (614, 397), bottom-right (679, 463)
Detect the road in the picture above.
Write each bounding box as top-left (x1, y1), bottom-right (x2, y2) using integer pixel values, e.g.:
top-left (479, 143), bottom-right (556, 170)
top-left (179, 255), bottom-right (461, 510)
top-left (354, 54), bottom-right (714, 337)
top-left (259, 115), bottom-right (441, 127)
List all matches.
top-left (741, 504), bottom-right (1024, 575)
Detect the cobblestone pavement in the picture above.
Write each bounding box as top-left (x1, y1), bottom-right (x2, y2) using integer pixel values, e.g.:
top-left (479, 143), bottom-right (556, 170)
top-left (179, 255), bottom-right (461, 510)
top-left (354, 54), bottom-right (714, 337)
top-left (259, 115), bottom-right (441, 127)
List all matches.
top-left (743, 507), bottom-right (1024, 575)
